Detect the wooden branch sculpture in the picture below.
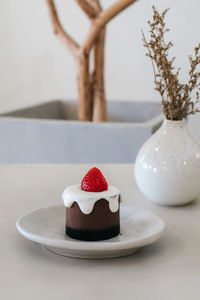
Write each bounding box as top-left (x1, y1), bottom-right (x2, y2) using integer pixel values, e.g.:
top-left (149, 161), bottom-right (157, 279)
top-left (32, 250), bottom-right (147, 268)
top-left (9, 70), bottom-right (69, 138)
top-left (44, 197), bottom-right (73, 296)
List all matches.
top-left (46, 0), bottom-right (138, 122)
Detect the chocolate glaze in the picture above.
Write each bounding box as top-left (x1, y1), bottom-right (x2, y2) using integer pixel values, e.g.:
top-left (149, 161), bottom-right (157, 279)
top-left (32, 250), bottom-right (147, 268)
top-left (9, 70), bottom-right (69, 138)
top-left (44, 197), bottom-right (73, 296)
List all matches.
top-left (66, 198), bottom-right (120, 231)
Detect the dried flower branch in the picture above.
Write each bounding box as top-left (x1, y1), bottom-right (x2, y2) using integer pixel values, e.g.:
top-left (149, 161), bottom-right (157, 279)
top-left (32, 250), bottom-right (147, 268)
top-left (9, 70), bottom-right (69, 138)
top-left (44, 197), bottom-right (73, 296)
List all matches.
top-left (142, 6), bottom-right (200, 120)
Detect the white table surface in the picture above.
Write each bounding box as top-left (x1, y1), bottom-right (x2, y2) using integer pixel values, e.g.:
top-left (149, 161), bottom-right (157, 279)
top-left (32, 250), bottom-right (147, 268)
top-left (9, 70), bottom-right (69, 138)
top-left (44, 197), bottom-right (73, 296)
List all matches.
top-left (1, 164), bottom-right (200, 300)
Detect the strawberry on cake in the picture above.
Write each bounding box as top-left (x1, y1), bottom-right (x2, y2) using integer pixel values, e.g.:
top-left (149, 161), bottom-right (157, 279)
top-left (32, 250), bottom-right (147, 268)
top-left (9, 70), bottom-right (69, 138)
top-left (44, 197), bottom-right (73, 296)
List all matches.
top-left (62, 167), bottom-right (120, 241)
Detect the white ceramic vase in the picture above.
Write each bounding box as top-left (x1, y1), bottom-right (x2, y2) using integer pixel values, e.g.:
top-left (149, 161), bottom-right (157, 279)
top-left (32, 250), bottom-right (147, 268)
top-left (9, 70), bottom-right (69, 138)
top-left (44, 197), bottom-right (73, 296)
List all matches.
top-left (135, 119), bottom-right (200, 206)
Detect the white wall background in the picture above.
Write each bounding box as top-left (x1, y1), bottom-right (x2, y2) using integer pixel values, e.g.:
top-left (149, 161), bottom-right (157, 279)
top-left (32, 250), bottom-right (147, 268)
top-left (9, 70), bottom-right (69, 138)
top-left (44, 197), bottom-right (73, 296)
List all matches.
top-left (0, 0), bottom-right (200, 136)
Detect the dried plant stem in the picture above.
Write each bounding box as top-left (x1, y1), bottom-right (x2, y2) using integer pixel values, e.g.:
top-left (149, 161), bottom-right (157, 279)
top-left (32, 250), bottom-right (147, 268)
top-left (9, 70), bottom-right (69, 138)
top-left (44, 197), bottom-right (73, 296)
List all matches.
top-left (142, 29), bottom-right (164, 104)
top-left (83, 0), bottom-right (138, 54)
top-left (46, 0), bottom-right (138, 121)
top-left (76, 51), bottom-right (91, 121)
top-left (142, 6), bottom-right (200, 120)
top-left (75, 0), bottom-right (99, 19)
top-left (92, 28), bottom-right (106, 122)
top-left (46, 0), bottom-right (79, 57)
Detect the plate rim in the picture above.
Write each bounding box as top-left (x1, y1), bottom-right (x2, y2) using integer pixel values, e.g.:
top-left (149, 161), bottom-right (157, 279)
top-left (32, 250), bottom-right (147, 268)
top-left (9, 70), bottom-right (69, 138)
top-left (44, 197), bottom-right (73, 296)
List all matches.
top-left (16, 204), bottom-right (166, 251)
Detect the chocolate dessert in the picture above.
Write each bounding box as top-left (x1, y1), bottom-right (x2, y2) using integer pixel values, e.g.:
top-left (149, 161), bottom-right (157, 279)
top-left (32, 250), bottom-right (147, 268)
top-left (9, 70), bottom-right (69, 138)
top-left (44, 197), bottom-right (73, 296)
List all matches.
top-left (62, 167), bottom-right (120, 241)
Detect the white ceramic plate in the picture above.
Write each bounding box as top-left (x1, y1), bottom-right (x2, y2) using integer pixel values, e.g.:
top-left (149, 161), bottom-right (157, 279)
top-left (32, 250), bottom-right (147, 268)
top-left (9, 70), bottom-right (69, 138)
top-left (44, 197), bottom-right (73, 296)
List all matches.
top-left (16, 205), bottom-right (165, 259)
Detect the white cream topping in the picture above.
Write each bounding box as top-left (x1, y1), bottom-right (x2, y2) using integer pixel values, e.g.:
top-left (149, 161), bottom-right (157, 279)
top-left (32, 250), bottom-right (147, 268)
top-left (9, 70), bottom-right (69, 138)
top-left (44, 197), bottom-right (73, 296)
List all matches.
top-left (62, 184), bottom-right (120, 215)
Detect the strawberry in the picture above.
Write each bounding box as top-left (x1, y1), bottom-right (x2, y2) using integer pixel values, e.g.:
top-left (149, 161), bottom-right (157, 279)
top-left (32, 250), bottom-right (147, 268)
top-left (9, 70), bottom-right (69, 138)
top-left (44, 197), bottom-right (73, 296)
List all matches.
top-left (81, 167), bottom-right (108, 192)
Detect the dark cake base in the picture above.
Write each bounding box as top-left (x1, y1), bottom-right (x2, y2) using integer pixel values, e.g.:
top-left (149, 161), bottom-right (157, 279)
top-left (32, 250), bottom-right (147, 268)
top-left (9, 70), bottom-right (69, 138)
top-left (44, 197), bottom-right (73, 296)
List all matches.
top-left (66, 225), bottom-right (120, 241)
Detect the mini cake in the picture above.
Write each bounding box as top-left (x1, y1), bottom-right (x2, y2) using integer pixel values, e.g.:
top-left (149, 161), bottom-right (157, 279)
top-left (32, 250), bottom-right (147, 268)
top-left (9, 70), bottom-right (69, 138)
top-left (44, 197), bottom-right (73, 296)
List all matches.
top-left (62, 167), bottom-right (120, 241)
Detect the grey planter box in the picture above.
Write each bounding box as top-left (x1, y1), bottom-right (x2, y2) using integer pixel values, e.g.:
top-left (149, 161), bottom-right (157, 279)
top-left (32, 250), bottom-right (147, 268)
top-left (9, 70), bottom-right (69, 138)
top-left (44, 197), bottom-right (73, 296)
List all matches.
top-left (0, 100), bottom-right (163, 163)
